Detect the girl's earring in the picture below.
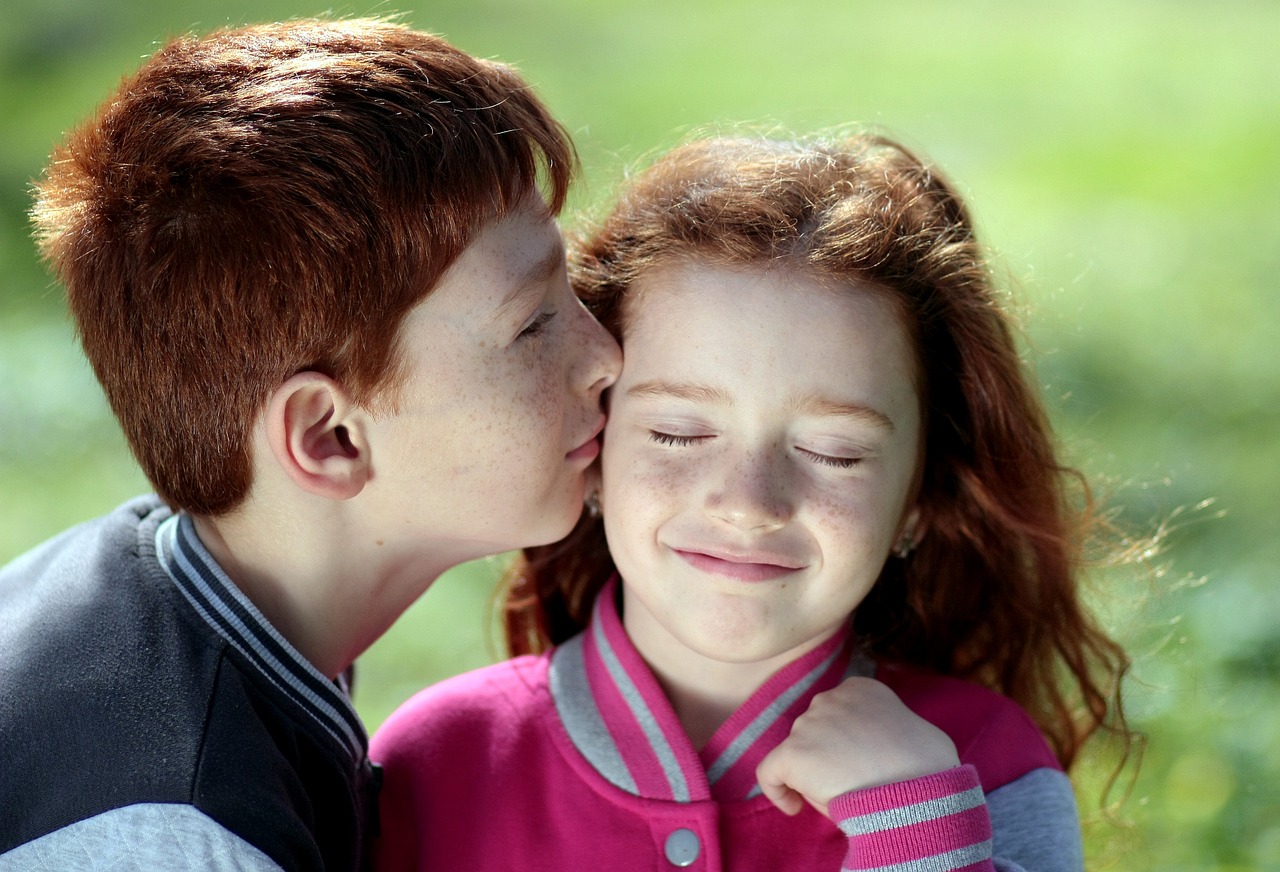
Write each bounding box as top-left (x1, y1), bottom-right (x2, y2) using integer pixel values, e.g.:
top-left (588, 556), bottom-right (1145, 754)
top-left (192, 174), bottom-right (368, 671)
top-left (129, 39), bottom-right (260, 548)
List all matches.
top-left (585, 492), bottom-right (601, 519)
top-left (893, 534), bottom-right (915, 560)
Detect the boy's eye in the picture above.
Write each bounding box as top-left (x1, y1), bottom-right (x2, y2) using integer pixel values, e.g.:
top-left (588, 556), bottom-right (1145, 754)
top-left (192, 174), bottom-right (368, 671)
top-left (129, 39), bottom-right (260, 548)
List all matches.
top-left (517, 310), bottom-right (556, 340)
top-left (797, 448), bottom-right (859, 469)
top-left (648, 431), bottom-right (707, 447)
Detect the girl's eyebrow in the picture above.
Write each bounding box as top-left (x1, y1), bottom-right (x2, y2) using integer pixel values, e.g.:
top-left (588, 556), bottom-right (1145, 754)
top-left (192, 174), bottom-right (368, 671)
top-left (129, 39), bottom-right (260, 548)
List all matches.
top-left (625, 381), bottom-right (895, 432)
top-left (790, 395), bottom-right (896, 432)
top-left (625, 380), bottom-right (730, 405)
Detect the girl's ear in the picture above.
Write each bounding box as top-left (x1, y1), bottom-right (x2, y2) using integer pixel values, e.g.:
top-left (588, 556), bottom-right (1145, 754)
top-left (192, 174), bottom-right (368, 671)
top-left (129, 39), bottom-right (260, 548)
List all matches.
top-left (893, 505), bottom-right (927, 559)
top-left (264, 372), bottom-right (371, 500)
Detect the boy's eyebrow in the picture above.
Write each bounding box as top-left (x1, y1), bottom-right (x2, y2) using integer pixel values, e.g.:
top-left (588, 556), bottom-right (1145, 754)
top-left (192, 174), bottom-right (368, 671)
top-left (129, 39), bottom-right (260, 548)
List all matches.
top-left (790, 395), bottom-right (896, 432)
top-left (491, 238), bottom-right (566, 322)
top-left (626, 380), bottom-right (731, 405)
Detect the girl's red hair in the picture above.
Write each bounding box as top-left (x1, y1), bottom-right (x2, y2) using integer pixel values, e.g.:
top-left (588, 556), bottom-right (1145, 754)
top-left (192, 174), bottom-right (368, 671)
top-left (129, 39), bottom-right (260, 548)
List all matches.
top-left (503, 134), bottom-right (1134, 774)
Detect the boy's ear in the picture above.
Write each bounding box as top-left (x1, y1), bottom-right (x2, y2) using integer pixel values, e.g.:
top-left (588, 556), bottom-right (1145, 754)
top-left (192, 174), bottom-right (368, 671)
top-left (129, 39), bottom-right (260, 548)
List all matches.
top-left (265, 372), bottom-right (371, 500)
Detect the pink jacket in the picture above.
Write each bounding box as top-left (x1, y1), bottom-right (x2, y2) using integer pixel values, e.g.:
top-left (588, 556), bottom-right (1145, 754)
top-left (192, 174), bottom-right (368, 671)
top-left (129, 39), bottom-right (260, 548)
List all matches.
top-left (371, 585), bottom-right (1080, 871)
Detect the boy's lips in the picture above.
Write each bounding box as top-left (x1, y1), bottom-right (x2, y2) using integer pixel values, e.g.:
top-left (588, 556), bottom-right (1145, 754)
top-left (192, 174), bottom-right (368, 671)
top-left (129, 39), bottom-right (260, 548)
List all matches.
top-left (673, 545), bottom-right (804, 582)
top-left (566, 416), bottom-right (607, 462)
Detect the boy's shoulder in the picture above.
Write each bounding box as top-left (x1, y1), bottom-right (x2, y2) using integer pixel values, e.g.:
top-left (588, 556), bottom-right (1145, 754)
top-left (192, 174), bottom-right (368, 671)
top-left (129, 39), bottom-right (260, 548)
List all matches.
top-left (875, 660), bottom-right (1062, 792)
top-left (0, 496), bottom-right (216, 853)
top-left (0, 497), bottom-right (176, 671)
top-left (0, 495), bottom-right (375, 866)
top-left (0, 494), bottom-right (168, 582)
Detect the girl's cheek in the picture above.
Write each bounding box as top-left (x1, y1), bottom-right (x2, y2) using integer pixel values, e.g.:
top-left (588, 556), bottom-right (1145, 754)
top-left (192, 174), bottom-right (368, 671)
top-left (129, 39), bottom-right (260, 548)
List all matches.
top-left (808, 488), bottom-right (897, 555)
top-left (606, 452), bottom-right (694, 512)
top-left (809, 491), bottom-right (861, 533)
top-left (631, 452), bottom-right (698, 500)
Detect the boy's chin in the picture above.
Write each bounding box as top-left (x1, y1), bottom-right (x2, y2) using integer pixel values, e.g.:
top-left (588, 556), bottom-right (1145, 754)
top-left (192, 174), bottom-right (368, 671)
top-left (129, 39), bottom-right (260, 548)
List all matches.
top-left (525, 505), bottom-right (597, 550)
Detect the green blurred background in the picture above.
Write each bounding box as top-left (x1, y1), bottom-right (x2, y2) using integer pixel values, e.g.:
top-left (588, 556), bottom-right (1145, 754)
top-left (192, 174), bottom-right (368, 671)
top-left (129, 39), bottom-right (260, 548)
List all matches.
top-left (1, 1), bottom-right (1276, 868)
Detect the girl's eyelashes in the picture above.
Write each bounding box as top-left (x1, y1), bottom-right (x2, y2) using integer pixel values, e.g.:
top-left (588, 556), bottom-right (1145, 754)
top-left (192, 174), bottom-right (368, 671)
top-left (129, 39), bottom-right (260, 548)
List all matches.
top-left (516, 310), bottom-right (556, 340)
top-left (648, 431), bottom-right (707, 447)
top-left (797, 448), bottom-right (860, 469)
top-left (647, 429), bottom-right (864, 468)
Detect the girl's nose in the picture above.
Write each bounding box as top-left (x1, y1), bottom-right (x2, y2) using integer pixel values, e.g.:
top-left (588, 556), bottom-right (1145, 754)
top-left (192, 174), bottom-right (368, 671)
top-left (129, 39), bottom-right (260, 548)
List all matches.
top-left (704, 448), bottom-right (794, 532)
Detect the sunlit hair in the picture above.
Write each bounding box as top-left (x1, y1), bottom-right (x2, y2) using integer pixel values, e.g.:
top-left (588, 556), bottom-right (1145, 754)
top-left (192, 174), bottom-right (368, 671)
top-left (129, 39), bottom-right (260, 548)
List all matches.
top-left (31, 17), bottom-right (575, 515)
top-left (502, 134), bottom-right (1134, 774)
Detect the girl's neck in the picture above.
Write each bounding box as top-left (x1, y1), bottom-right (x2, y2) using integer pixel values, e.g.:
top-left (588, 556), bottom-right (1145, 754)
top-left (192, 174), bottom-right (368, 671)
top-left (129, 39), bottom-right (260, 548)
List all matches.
top-left (655, 668), bottom-right (769, 751)
top-left (618, 586), bottom-right (850, 751)
top-left (629, 634), bottom-right (801, 751)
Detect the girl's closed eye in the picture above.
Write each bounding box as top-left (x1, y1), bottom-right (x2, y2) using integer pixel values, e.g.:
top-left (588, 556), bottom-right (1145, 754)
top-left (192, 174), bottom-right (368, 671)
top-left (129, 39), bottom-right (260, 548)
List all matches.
top-left (517, 310), bottom-right (556, 340)
top-left (797, 447), bottom-right (861, 469)
top-left (648, 430), bottom-right (710, 447)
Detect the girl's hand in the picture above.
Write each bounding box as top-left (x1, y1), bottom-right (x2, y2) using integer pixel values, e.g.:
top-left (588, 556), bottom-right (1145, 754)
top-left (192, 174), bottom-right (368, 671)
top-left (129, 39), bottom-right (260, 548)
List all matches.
top-left (756, 677), bottom-right (960, 817)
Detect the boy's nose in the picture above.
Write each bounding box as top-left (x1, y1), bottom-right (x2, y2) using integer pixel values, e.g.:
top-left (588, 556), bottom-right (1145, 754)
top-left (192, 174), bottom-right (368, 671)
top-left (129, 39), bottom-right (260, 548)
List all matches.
top-left (574, 301), bottom-right (620, 398)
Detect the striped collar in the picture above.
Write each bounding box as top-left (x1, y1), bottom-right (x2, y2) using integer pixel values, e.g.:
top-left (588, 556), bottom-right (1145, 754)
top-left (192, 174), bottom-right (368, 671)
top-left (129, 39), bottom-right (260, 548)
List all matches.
top-left (154, 513), bottom-right (367, 765)
top-left (550, 576), bottom-right (870, 803)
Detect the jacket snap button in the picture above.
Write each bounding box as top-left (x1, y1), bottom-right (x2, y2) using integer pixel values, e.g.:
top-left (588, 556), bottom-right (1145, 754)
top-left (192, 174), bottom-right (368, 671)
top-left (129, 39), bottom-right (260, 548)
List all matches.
top-left (664, 828), bottom-right (700, 867)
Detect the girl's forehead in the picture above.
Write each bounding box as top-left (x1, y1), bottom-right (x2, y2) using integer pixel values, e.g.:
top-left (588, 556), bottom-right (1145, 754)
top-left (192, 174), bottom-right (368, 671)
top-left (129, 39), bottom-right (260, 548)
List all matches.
top-left (623, 257), bottom-right (925, 396)
top-left (618, 261), bottom-right (919, 410)
top-left (624, 260), bottom-right (903, 339)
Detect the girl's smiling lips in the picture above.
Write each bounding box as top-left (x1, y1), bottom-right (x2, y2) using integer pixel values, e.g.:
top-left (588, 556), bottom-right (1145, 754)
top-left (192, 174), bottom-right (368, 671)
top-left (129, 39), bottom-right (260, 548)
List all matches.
top-left (673, 545), bottom-right (805, 582)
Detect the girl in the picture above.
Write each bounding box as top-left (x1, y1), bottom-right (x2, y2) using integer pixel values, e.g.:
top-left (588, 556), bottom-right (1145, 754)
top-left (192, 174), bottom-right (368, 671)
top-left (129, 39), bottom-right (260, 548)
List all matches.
top-left (371, 134), bottom-right (1133, 871)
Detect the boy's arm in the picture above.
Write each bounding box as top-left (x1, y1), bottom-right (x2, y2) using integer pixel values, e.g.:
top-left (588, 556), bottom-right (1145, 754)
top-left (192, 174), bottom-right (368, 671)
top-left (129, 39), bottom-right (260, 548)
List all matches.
top-left (0, 805), bottom-right (285, 872)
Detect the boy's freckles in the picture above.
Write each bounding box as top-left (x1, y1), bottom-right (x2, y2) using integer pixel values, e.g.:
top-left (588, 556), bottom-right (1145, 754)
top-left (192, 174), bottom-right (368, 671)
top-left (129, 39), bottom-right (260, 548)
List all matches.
top-left (359, 201), bottom-right (613, 553)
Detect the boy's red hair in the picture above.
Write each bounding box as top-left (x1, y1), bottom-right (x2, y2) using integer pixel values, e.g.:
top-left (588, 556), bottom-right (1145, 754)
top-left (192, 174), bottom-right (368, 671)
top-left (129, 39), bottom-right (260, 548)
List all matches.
top-left (503, 135), bottom-right (1134, 774)
top-left (31, 18), bottom-right (575, 514)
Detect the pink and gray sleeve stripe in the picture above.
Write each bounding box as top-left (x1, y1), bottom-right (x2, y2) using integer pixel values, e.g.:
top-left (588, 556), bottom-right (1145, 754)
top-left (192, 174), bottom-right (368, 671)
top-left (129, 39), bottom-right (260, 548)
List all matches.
top-left (831, 765), bottom-right (995, 872)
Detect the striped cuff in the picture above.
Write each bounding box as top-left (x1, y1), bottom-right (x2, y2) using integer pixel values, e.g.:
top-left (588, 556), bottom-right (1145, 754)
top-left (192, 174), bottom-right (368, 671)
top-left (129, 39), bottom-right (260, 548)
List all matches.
top-left (830, 765), bottom-right (994, 872)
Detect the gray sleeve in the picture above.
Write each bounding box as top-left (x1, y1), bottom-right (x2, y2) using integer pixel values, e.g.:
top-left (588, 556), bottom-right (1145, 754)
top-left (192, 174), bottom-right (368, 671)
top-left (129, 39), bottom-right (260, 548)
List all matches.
top-left (988, 768), bottom-right (1084, 872)
top-left (0, 803), bottom-right (284, 872)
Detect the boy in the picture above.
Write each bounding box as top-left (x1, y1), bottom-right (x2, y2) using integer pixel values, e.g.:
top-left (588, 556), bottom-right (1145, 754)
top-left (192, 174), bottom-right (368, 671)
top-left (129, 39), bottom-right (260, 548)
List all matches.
top-left (0, 17), bottom-right (619, 871)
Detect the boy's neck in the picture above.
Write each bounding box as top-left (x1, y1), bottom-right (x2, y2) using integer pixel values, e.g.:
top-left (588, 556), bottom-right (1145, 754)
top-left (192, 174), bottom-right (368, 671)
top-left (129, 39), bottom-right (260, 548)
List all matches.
top-left (190, 507), bottom-right (451, 681)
